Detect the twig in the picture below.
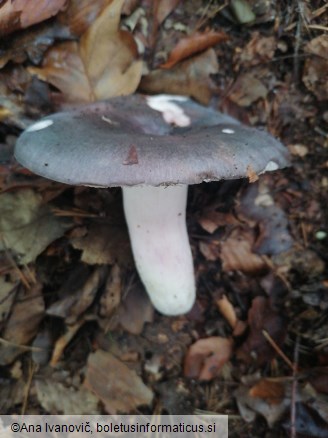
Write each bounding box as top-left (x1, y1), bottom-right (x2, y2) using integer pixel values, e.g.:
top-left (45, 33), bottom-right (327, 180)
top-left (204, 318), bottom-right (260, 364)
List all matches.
top-left (290, 335), bottom-right (300, 438)
top-left (262, 329), bottom-right (297, 373)
top-left (21, 361), bottom-right (37, 415)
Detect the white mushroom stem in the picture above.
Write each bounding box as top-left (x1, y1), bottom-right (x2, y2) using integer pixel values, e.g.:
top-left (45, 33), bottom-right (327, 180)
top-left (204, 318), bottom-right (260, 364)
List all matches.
top-left (122, 185), bottom-right (195, 315)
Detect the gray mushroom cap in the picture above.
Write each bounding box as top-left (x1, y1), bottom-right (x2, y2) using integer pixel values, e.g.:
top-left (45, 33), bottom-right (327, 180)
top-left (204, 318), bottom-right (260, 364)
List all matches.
top-left (14, 94), bottom-right (289, 186)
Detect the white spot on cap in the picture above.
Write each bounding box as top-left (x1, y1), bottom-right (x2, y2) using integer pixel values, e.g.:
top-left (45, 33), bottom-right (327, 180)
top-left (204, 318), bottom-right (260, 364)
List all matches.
top-left (26, 119), bottom-right (53, 132)
top-left (146, 95), bottom-right (190, 127)
top-left (222, 128), bottom-right (235, 134)
top-left (263, 161), bottom-right (279, 172)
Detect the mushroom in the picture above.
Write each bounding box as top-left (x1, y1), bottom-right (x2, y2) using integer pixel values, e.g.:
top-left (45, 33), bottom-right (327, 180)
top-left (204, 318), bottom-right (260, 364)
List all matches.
top-left (14, 94), bottom-right (289, 315)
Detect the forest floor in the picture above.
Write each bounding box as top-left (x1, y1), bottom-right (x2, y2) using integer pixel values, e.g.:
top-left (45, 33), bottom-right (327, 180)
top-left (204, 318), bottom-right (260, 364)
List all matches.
top-left (0, 1), bottom-right (327, 437)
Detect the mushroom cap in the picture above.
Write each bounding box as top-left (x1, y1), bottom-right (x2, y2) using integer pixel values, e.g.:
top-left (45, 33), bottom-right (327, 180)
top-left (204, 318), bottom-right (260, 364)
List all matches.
top-left (15, 94), bottom-right (289, 187)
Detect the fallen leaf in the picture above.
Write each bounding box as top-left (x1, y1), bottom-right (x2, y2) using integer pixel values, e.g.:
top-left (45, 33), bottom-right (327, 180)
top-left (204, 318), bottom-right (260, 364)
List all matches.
top-left (239, 182), bottom-right (293, 255)
top-left (228, 72), bottom-right (268, 107)
top-left (116, 285), bottom-right (154, 335)
top-left (184, 336), bottom-right (233, 381)
top-left (35, 379), bottom-right (100, 414)
top-left (0, 0), bottom-right (67, 36)
top-left (29, 41), bottom-right (93, 103)
top-left (80, 0), bottom-right (142, 99)
top-left (58, 0), bottom-right (112, 36)
top-left (30, 0), bottom-right (142, 102)
top-left (156, 0), bottom-right (181, 25)
top-left (0, 282), bottom-right (45, 365)
top-left (249, 378), bottom-right (285, 404)
top-left (303, 36), bottom-right (328, 101)
top-left (47, 266), bottom-right (108, 323)
top-left (99, 264), bottom-right (121, 318)
top-left (139, 48), bottom-right (219, 105)
top-left (235, 32), bottom-right (276, 68)
top-left (199, 240), bottom-right (220, 261)
top-left (220, 228), bottom-right (267, 274)
top-left (84, 349), bottom-right (153, 413)
top-left (0, 276), bottom-right (18, 325)
top-left (236, 296), bottom-right (286, 365)
top-left (160, 31), bottom-right (228, 69)
top-left (216, 295), bottom-right (238, 329)
top-left (235, 380), bottom-right (289, 426)
top-left (71, 221), bottom-right (133, 267)
top-left (247, 164), bottom-right (259, 183)
top-left (0, 22), bottom-right (70, 69)
top-left (0, 189), bottom-right (70, 264)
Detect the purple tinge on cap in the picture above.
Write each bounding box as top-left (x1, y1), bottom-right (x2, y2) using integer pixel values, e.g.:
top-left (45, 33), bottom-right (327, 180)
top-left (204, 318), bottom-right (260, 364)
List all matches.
top-left (15, 94), bottom-right (289, 187)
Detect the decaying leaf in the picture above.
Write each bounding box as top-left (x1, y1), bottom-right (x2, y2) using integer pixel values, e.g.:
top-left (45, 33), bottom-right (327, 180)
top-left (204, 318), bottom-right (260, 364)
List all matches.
top-left (235, 32), bottom-right (276, 68)
top-left (220, 228), bottom-right (267, 273)
top-left (46, 266), bottom-right (108, 323)
top-left (58, 0), bottom-right (112, 36)
top-left (0, 282), bottom-right (45, 365)
top-left (235, 379), bottom-right (289, 426)
top-left (80, 0), bottom-right (142, 99)
top-left (115, 285), bottom-right (154, 335)
top-left (160, 31), bottom-right (228, 69)
top-left (216, 294), bottom-right (238, 329)
top-left (236, 296), bottom-right (286, 365)
top-left (139, 48), bottom-right (219, 105)
top-left (239, 182), bottom-right (293, 255)
top-left (0, 276), bottom-right (18, 324)
top-left (84, 349), bottom-right (153, 413)
top-left (70, 221), bottom-right (133, 267)
top-left (0, 0), bottom-right (67, 36)
top-left (0, 189), bottom-right (69, 264)
top-left (35, 379), bottom-right (100, 414)
top-left (184, 336), bottom-right (233, 381)
top-left (30, 0), bottom-right (142, 102)
top-left (228, 72), bottom-right (268, 107)
top-left (303, 35), bottom-right (328, 101)
top-left (29, 41), bottom-right (93, 103)
top-left (155, 0), bottom-right (181, 25)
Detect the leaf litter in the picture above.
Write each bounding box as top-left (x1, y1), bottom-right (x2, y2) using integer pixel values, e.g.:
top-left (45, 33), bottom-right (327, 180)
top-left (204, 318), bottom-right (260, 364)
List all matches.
top-left (0, 0), bottom-right (328, 435)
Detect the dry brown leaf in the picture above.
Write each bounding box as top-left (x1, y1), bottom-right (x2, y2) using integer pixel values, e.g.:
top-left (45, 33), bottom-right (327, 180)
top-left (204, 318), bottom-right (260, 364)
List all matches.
top-left (249, 378), bottom-right (285, 404)
top-left (235, 382), bottom-right (289, 426)
top-left (58, 0), bottom-right (112, 36)
top-left (35, 379), bottom-right (100, 414)
top-left (0, 0), bottom-right (67, 36)
top-left (116, 286), bottom-right (154, 335)
top-left (29, 0), bottom-right (142, 102)
top-left (99, 264), bottom-right (121, 318)
top-left (184, 336), bottom-right (233, 381)
top-left (303, 37), bottom-right (328, 101)
top-left (198, 210), bottom-right (238, 234)
top-left (216, 295), bottom-right (237, 329)
top-left (84, 349), bottom-right (153, 413)
top-left (71, 221), bottom-right (133, 267)
top-left (0, 283), bottom-right (45, 365)
top-left (235, 32), bottom-right (277, 68)
top-left (160, 31), bottom-right (228, 69)
top-left (228, 72), bottom-right (268, 107)
top-left (46, 266), bottom-right (107, 323)
top-left (156, 0), bottom-right (181, 25)
top-left (236, 296), bottom-right (286, 365)
top-left (247, 164), bottom-right (259, 183)
top-left (29, 41), bottom-right (93, 103)
top-left (199, 240), bottom-right (220, 261)
top-left (220, 228), bottom-right (267, 274)
top-left (80, 0), bottom-right (142, 100)
top-left (139, 48), bottom-right (219, 105)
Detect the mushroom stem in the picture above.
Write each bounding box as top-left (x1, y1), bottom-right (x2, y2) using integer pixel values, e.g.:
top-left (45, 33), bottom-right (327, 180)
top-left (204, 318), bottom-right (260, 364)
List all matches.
top-left (122, 185), bottom-right (195, 315)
